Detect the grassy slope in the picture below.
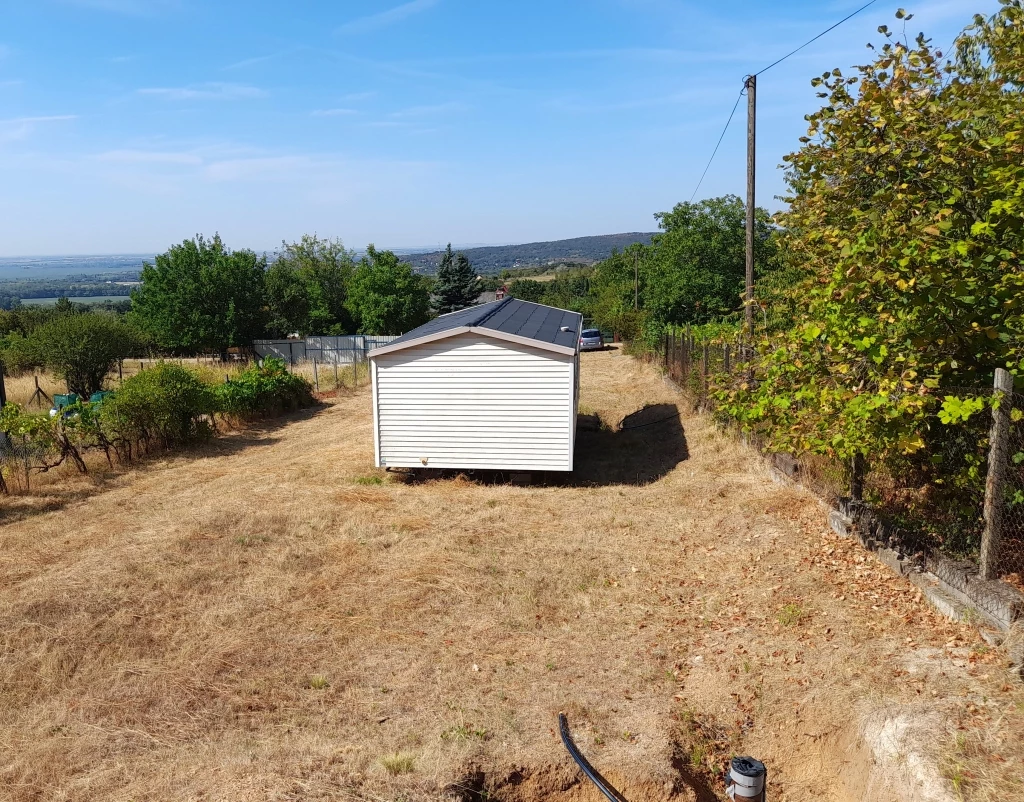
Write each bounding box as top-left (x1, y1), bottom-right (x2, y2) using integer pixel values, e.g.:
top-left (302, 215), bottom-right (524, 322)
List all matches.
top-left (0, 349), bottom-right (1021, 801)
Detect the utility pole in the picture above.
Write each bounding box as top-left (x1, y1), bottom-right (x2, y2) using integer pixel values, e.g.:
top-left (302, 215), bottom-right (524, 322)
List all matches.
top-left (745, 73), bottom-right (756, 338)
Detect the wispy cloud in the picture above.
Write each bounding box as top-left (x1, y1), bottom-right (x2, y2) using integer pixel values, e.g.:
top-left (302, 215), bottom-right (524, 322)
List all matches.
top-left (137, 82), bottom-right (266, 100)
top-left (336, 0), bottom-right (439, 35)
top-left (340, 91), bottom-right (375, 102)
top-left (1, 115), bottom-right (77, 124)
top-left (389, 100), bottom-right (464, 118)
top-left (0, 80), bottom-right (23, 89)
top-left (311, 108), bottom-right (359, 117)
top-left (109, 55), bottom-right (135, 63)
top-left (96, 149), bottom-right (203, 165)
top-left (0, 115), bottom-right (77, 143)
top-left (61, 0), bottom-right (181, 14)
top-left (222, 49), bottom-right (303, 71)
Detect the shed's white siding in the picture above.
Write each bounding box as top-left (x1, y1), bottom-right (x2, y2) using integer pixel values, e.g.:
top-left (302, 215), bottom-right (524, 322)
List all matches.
top-left (372, 333), bottom-right (576, 471)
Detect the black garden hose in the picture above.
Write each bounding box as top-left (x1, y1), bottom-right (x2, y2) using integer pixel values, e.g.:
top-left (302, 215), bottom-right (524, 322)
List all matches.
top-left (558, 713), bottom-right (630, 802)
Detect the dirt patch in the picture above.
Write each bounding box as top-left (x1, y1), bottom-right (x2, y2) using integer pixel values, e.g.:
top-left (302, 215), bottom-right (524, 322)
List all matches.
top-left (447, 761), bottom-right (703, 802)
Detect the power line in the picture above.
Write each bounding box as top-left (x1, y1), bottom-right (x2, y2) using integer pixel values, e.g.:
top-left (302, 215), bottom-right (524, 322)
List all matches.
top-left (688, 0), bottom-right (882, 202)
top-left (689, 89), bottom-right (743, 202)
top-left (754, 0), bottom-right (881, 76)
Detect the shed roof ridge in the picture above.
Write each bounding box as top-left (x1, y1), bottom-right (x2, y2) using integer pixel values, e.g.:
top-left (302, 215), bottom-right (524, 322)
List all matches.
top-left (470, 297), bottom-right (513, 328)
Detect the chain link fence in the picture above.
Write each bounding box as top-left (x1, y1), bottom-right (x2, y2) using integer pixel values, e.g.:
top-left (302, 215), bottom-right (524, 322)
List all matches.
top-left (657, 330), bottom-right (1024, 585)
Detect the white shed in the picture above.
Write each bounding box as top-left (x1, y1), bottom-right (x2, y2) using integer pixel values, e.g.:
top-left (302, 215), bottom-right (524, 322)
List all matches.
top-left (368, 298), bottom-right (583, 472)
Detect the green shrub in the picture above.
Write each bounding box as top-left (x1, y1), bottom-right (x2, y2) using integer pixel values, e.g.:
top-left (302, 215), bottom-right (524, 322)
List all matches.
top-left (28, 313), bottom-right (144, 396)
top-left (0, 333), bottom-right (40, 374)
top-left (215, 358), bottom-right (314, 418)
top-left (101, 363), bottom-right (216, 452)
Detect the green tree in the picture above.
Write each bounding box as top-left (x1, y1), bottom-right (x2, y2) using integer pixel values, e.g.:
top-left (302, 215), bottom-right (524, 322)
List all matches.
top-left (265, 235), bottom-right (355, 337)
top-left (346, 246), bottom-right (431, 335)
top-left (724, 3), bottom-right (1024, 466)
top-left (52, 297), bottom-right (76, 316)
top-left (507, 279), bottom-right (546, 303)
top-left (590, 247), bottom-right (649, 342)
top-left (644, 195), bottom-right (777, 328)
top-left (434, 243), bottom-right (479, 314)
top-left (540, 268), bottom-right (593, 313)
top-left (129, 234), bottom-right (266, 354)
top-left (30, 313), bottom-right (143, 396)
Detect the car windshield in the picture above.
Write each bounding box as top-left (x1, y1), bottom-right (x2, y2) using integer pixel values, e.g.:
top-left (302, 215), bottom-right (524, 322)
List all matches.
top-left (582, 329), bottom-right (601, 337)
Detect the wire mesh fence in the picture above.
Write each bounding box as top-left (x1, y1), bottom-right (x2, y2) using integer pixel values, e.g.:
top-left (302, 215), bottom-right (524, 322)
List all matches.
top-left (656, 330), bottom-right (1024, 585)
top-left (997, 391), bottom-right (1024, 588)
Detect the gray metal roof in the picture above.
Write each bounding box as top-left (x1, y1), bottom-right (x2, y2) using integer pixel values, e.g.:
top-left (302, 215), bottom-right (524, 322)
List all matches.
top-left (378, 298), bottom-right (582, 353)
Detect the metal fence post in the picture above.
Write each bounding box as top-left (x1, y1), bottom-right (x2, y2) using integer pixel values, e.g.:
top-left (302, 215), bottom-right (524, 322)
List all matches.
top-left (723, 343), bottom-right (731, 374)
top-left (981, 368), bottom-right (1014, 580)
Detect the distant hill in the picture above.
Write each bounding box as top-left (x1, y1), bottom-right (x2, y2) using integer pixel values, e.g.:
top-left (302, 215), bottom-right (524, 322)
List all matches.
top-left (402, 233), bottom-right (657, 275)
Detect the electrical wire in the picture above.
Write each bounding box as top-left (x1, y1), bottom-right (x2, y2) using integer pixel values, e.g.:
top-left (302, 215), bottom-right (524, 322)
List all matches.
top-left (689, 88), bottom-right (744, 202)
top-left (753, 0), bottom-right (882, 76)
top-left (688, 0), bottom-right (882, 203)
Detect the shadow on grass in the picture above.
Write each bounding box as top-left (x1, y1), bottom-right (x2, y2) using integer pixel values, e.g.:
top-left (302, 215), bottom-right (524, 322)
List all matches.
top-left (392, 404), bottom-right (687, 489)
top-left (670, 752), bottom-right (721, 802)
top-left (0, 403), bottom-right (328, 526)
top-left (564, 403), bottom-right (688, 487)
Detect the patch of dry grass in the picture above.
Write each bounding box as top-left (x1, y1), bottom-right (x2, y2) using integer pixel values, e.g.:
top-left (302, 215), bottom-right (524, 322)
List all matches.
top-left (3, 358), bottom-right (365, 410)
top-left (0, 348), bottom-right (1021, 801)
top-left (2, 371), bottom-right (65, 407)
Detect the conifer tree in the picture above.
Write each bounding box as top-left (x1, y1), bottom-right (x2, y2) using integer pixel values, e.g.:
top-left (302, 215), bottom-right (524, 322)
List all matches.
top-left (433, 243), bottom-right (479, 314)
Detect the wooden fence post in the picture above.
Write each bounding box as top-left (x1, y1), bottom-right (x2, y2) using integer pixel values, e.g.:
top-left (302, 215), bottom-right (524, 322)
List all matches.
top-left (723, 343), bottom-right (731, 374)
top-left (313, 359), bottom-right (319, 393)
top-left (663, 333), bottom-right (669, 369)
top-left (850, 453), bottom-right (865, 501)
top-left (702, 342), bottom-right (709, 398)
top-left (0, 361), bottom-right (6, 407)
top-left (981, 368), bottom-right (1014, 580)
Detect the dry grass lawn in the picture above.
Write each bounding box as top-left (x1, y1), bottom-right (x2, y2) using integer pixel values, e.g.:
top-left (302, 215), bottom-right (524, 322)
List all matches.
top-left (1, 348), bottom-right (1022, 802)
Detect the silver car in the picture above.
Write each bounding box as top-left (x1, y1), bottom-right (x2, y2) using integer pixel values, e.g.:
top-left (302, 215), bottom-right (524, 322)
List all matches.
top-left (579, 328), bottom-right (605, 351)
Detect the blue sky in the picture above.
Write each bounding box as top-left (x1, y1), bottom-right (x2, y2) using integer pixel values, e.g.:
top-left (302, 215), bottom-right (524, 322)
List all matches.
top-left (0, 0), bottom-right (995, 256)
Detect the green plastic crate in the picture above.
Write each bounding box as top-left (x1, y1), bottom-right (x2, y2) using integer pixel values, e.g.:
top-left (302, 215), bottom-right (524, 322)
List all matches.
top-left (53, 393), bottom-right (80, 410)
